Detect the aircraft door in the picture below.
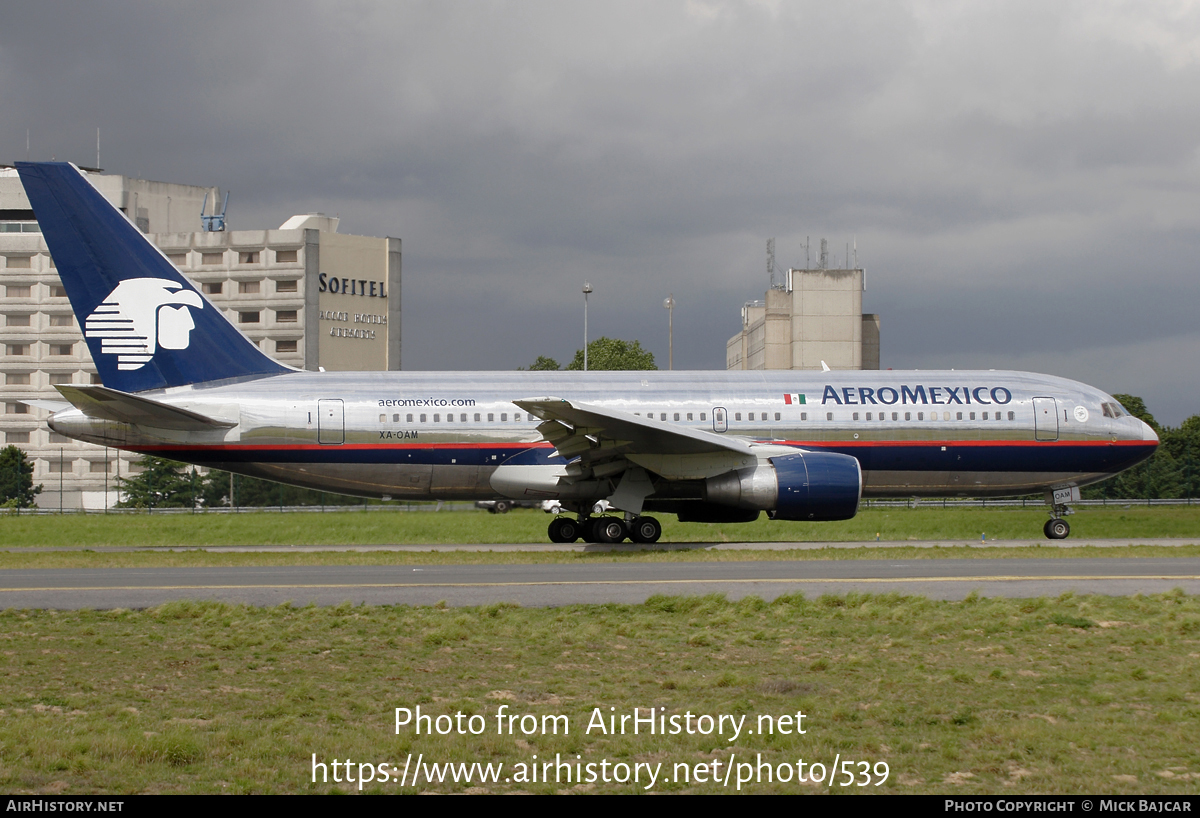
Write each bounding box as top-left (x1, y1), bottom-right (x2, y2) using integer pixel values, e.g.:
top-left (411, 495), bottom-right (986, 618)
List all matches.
top-left (712, 407), bottom-right (728, 433)
top-left (318, 399), bottom-right (345, 444)
top-left (1033, 397), bottom-right (1058, 441)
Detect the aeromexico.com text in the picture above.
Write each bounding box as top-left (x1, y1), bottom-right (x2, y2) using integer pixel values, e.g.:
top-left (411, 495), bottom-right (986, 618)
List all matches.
top-left (820, 385), bottom-right (1013, 406)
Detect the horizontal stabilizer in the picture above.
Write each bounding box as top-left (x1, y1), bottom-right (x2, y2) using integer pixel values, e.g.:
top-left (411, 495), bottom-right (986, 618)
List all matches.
top-left (19, 399), bottom-right (72, 413)
top-left (54, 384), bottom-right (237, 431)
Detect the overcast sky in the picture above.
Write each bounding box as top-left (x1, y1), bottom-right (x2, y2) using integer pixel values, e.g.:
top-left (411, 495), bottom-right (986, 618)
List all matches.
top-left (4, 1), bottom-right (1200, 424)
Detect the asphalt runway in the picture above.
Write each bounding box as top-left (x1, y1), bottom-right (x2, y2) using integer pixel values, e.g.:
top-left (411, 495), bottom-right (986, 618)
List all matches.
top-left (2, 557), bottom-right (1199, 608)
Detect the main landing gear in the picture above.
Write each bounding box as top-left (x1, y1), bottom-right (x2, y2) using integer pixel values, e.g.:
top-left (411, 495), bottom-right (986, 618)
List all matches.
top-left (548, 514), bottom-right (662, 544)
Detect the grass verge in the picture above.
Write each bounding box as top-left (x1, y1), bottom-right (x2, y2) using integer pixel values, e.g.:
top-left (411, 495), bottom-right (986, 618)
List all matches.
top-left (3, 505), bottom-right (1200, 549)
top-left (2, 592), bottom-right (1197, 794)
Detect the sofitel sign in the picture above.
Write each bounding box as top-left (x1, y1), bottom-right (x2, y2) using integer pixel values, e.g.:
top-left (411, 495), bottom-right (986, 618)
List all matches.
top-left (317, 273), bottom-right (388, 298)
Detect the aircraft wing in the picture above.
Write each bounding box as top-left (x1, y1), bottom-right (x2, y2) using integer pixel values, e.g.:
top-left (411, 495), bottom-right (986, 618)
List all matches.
top-left (54, 384), bottom-right (238, 431)
top-left (515, 396), bottom-right (792, 481)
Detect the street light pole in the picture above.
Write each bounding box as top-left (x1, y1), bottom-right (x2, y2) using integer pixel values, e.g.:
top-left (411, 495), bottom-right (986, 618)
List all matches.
top-left (582, 281), bottom-right (592, 372)
top-left (663, 294), bottom-right (674, 371)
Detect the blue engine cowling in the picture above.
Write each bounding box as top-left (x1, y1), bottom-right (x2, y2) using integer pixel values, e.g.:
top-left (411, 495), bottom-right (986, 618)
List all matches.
top-left (703, 450), bottom-right (862, 522)
top-left (769, 451), bottom-right (861, 521)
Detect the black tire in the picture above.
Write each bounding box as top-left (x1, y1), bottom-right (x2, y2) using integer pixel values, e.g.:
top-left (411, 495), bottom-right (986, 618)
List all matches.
top-left (594, 517), bottom-right (628, 544)
top-left (628, 516), bottom-right (662, 544)
top-left (548, 517), bottom-right (581, 543)
top-left (1045, 518), bottom-right (1070, 540)
top-left (493, 501), bottom-right (511, 514)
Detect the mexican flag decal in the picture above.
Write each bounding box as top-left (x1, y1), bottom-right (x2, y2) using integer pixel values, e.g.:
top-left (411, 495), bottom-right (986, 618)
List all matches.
top-left (783, 393), bottom-right (806, 405)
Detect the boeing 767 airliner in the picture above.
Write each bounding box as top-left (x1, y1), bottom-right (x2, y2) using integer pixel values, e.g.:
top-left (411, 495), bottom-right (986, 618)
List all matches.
top-left (14, 162), bottom-right (1158, 543)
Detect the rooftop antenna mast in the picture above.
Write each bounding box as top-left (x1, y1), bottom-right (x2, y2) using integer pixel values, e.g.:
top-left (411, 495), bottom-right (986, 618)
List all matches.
top-left (200, 190), bottom-right (229, 232)
top-left (767, 238), bottom-right (776, 289)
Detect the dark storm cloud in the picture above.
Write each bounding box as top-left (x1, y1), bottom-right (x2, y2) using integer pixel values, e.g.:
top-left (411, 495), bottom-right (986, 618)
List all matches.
top-left (4, 1), bottom-right (1200, 422)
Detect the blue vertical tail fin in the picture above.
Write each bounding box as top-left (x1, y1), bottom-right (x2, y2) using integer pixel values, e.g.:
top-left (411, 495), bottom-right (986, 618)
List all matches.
top-left (15, 161), bottom-right (289, 392)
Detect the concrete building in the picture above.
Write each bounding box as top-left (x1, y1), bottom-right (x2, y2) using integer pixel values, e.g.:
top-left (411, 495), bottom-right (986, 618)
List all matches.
top-left (726, 267), bottom-right (880, 371)
top-left (0, 165), bottom-right (400, 509)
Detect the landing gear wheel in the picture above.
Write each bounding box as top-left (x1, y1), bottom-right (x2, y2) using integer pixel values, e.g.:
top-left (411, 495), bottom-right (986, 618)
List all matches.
top-left (493, 500), bottom-right (511, 514)
top-left (628, 516), bottom-right (662, 544)
top-left (548, 517), bottom-right (582, 543)
top-left (592, 517), bottom-right (628, 544)
top-left (1044, 518), bottom-right (1070, 540)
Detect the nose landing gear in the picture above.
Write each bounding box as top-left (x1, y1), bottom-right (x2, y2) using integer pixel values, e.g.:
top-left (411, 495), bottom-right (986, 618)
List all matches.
top-left (1043, 487), bottom-right (1078, 540)
top-left (1043, 517), bottom-right (1070, 539)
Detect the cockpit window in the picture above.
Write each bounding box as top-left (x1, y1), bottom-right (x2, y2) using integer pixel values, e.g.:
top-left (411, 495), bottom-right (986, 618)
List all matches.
top-left (1101, 402), bottom-right (1126, 419)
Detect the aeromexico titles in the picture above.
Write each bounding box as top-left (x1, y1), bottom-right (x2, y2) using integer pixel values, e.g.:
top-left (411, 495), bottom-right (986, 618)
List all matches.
top-left (15, 162), bottom-right (1158, 544)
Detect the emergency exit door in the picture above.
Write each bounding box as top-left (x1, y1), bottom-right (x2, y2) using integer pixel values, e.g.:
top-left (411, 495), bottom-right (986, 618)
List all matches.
top-left (712, 407), bottom-right (728, 433)
top-left (318, 399), bottom-right (345, 444)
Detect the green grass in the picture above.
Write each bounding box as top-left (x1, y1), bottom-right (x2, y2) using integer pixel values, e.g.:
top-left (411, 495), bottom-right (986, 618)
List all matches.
top-left (1, 593), bottom-right (1198, 794)
top-left (4, 505), bottom-right (1200, 549)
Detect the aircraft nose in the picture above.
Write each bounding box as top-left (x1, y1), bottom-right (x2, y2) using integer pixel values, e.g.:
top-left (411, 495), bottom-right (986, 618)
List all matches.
top-left (1141, 419), bottom-right (1159, 444)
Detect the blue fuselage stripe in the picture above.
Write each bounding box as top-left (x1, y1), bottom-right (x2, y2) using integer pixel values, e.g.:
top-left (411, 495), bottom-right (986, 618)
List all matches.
top-left (133, 442), bottom-right (1157, 474)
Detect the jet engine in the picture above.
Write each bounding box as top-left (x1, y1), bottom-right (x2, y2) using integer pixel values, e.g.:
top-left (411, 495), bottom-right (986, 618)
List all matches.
top-left (703, 450), bottom-right (861, 521)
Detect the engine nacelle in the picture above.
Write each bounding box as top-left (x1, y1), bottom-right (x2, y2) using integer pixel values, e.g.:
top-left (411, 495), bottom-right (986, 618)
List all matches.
top-left (703, 450), bottom-right (861, 522)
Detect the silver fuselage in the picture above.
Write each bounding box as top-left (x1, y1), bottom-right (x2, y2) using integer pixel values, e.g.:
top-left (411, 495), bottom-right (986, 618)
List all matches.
top-left (47, 369), bottom-right (1158, 506)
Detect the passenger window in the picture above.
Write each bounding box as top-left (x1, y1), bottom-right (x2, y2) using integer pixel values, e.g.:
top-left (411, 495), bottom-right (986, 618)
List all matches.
top-left (420, 414), bottom-right (426, 422)
top-left (661, 413), bottom-right (667, 421)
top-left (700, 413), bottom-right (707, 421)
top-left (487, 413), bottom-right (494, 422)
top-left (983, 412), bottom-right (989, 420)
top-left (379, 414), bottom-right (386, 423)
top-left (434, 414), bottom-right (440, 422)
top-left (392, 414), bottom-right (399, 422)
top-left (774, 412), bottom-right (780, 421)
top-left (1007, 411), bottom-right (1015, 421)
top-left (687, 413), bottom-right (694, 421)
top-left (826, 412), bottom-right (833, 421)
top-left (474, 413), bottom-right (481, 422)
top-left (446, 414), bottom-right (453, 422)
top-left (995, 413), bottom-right (1001, 421)
top-left (407, 414), bottom-right (413, 422)
top-left (461, 413), bottom-right (467, 422)
top-left (853, 412), bottom-right (860, 421)
top-left (735, 413), bottom-right (741, 421)
top-left (865, 412), bottom-right (871, 421)
top-left (917, 412), bottom-right (924, 421)
top-left (501, 413), bottom-right (507, 421)
top-left (673, 413), bottom-right (680, 421)
top-left (891, 412), bottom-right (898, 421)
top-left (956, 412), bottom-right (962, 420)
top-left (904, 412), bottom-right (911, 421)
top-left (801, 412), bottom-right (807, 421)
top-left (942, 412), bottom-right (949, 421)
top-left (969, 412), bottom-right (975, 420)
